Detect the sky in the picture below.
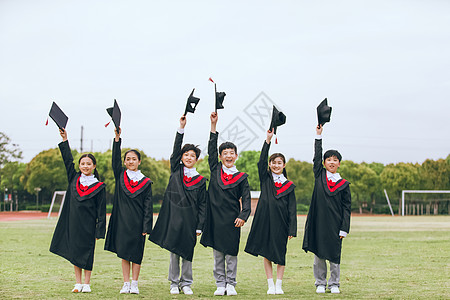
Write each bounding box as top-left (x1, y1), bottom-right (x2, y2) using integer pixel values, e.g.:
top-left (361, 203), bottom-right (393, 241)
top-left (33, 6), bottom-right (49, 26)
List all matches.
top-left (1, 0), bottom-right (449, 165)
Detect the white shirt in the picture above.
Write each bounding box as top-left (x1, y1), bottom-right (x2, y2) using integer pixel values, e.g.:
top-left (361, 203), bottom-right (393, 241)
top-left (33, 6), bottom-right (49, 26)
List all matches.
top-left (222, 165), bottom-right (238, 175)
top-left (326, 170), bottom-right (342, 183)
top-left (272, 172), bottom-right (287, 184)
top-left (177, 128), bottom-right (185, 134)
top-left (184, 166), bottom-right (199, 178)
top-left (79, 173), bottom-right (98, 186)
top-left (126, 169), bottom-right (145, 182)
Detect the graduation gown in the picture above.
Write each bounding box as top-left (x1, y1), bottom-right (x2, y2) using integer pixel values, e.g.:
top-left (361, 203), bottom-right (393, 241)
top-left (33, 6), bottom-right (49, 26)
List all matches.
top-left (302, 138), bottom-right (351, 264)
top-left (149, 132), bottom-right (207, 262)
top-left (50, 141), bottom-right (106, 271)
top-left (104, 139), bottom-right (153, 265)
top-left (200, 132), bottom-right (251, 256)
top-left (245, 141), bottom-right (297, 266)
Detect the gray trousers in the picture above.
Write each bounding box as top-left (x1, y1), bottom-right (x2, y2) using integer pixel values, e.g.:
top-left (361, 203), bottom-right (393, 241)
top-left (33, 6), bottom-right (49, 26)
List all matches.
top-left (168, 252), bottom-right (193, 289)
top-left (213, 249), bottom-right (237, 287)
top-left (313, 255), bottom-right (340, 288)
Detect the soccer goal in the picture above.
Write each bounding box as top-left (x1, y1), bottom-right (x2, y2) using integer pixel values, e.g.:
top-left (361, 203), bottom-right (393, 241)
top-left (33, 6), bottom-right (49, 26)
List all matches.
top-left (47, 191), bottom-right (66, 218)
top-left (401, 190), bottom-right (450, 216)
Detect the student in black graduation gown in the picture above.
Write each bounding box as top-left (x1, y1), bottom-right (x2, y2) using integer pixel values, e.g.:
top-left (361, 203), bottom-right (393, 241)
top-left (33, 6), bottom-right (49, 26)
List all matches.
top-left (149, 115), bottom-right (207, 295)
top-left (244, 128), bottom-right (297, 295)
top-left (200, 112), bottom-right (251, 296)
top-left (302, 124), bottom-right (351, 294)
top-left (104, 127), bottom-right (153, 295)
top-left (50, 128), bottom-right (106, 293)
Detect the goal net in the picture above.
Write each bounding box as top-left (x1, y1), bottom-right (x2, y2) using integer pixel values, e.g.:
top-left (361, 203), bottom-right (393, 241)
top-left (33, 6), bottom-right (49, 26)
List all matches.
top-left (47, 191), bottom-right (66, 218)
top-left (401, 190), bottom-right (450, 216)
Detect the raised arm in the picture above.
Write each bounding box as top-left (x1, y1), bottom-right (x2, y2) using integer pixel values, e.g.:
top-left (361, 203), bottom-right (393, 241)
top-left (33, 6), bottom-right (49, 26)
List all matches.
top-left (95, 188), bottom-right (107, 239)
top-left (258, 129), bottom-right (273, 181)
top-left (170, 116), bottom-right (186, 173)
top-left (208, 112), bottom-right (219, 171)
top-left (313, 125), bottom-right (323, 177)
top-left (112, 127), bottom-right (123, 178)
top-left (58, 129), bottom-right (77, 182)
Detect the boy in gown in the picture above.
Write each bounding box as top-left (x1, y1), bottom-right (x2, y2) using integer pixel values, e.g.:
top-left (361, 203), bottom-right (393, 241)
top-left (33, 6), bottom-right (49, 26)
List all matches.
top-left (50, 128), bottom-right (106, 293)
top-left (302, 124), bottom-right (351, 294)
top-left (200, 112), bottom-right (251, 296)
top-left (149, 115), bottom-right (207, 295)
top-left (244, 128), bottom-right (297, 295)
top-left (104, 127), bottom-right (153, 295)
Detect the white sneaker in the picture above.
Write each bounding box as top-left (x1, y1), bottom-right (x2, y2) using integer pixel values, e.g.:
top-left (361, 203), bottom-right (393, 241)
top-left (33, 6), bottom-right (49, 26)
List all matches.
top-left (182, 286), bottom-right (193, 295)
top-left (130, 281), bottom-right (139, 294)
top-left (267, 286), bottom-right (275, 295)
top-left (330, 286), bottom-right (340, 294)
top-left (72, 283), bottom-right (83, 293)
top-left (275, 280), bottom-right (284, 294)
top-left (316, 285), bottom-right (326, 293)
top-left (226, 284), bottom-right (237, 296)
top-left (120, 282), bottom-right (130, 294)
top-left (170, 287), bottom-right (180, 294)
top-left (81, 284), bottom-right (91, 293)
top-left (214, 286), bottom-right (226, 296)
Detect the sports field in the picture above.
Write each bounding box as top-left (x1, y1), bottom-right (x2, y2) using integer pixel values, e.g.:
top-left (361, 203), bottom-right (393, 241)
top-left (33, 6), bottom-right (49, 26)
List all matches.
top-left (0, 215), bottom-right (449, 299)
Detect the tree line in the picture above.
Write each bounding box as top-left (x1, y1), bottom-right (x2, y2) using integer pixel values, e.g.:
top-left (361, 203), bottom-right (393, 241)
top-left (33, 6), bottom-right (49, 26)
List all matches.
top-left (1, 132), bottom-right (449, 214)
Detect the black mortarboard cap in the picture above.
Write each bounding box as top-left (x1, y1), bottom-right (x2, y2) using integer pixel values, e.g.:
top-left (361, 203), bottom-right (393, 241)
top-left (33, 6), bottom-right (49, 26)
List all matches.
top-left (48, 102), bottom-right (68, 129)
top-left (317, 98), bottom-right (332, 126)
top-left (184, 89), bottom-right (200, 115)
top-left (215, 91), bottom-right (226, 110)
top-left (269, 105), bottom-right (286, 135)
top-left (106, 99), bottom-right (121, 131)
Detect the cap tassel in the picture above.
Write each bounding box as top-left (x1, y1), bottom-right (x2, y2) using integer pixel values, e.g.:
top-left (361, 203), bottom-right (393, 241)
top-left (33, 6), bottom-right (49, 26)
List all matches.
top-left (45, 118), bottom-right (48, 126)
top-left (275, 135), bottom-right (278, 144)
top-left (105, 120), bottom-right (111, 127)
top-left (209, 77), bottom-right (215, 83)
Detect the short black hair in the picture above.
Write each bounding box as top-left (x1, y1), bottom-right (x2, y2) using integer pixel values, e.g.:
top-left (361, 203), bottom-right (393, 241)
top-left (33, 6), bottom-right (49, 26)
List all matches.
top-left (219, 142), bottom-right (237, 155)
top-left (181, 144), bottom-right (201, 159)
top-left (124, 149), bottom-right (141, 161)
top-left (324, 149), bottom-right (342, 162)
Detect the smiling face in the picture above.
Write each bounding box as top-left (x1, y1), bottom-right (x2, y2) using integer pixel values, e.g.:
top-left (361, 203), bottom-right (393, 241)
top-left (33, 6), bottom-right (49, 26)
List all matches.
top-left (324, 156), bottom-right (341, 174)
top-left (124, 151), bottom-right (141, 171)
top-left (269, 157), bottom-right (286, 175)
top-left (79, 157), bottom-right (95, 176)
top-left (219, 148), bottom-right (238, 168)
top-left (182, 150), bottom-right (198, 169)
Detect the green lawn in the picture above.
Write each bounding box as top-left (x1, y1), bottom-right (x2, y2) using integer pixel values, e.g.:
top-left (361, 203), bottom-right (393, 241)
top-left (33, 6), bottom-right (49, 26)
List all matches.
top-left (1, 216), bottom-right (449, 299)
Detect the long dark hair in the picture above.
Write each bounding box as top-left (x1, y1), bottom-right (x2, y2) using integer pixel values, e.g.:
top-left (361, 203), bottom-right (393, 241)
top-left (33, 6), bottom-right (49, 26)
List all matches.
top-left (269, 152), bottom-right (288, 178)
top-left (124, 149), bottom-right (141, 161)
top-left (78, 154), bottom-right (100, 180)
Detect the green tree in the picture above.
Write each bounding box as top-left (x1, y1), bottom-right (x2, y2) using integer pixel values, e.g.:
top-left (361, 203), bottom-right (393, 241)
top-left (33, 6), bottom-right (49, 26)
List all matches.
top-left (380, 162), bottom-right (420, 215)
top-left (285, 159), bottom-right (314, 204)
top-left (235, 150), bottom-right (260, 191)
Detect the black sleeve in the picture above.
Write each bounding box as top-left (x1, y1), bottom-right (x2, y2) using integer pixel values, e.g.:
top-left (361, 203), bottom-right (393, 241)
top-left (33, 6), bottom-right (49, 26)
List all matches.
top-left (170, 132), bottom-right (184, 174)
top-left (258, 141), bottom-right (270, 181)
top-left (95, 188), bottom-right (107, 239)
top-left (196, 185), bottom-right (207, 231)
top-left (208, 132), bottom-right (219, 172)
top-left (112, 138), bottom-right (123, 179)
top-left (238, 179), bottom-right (251, 221)
top-left (313, 138), bottom-right (323, 178)
top-left (340, 186), bottom-right (352, 233)
top-left (142, 185), bottom-right (153, 234)
top-left (58, 140), bottom-right (77, 182)
top-left (287, 191), bottom-right (297, 237)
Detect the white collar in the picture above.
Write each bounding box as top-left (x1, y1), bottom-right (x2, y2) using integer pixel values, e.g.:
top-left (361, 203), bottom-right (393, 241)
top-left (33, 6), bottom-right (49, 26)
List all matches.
top-left (80, 173), bottom-right (98, 186)
top-left (184, 166), bottom-right (199, 178)
top-left (272, 172), bottom-right (287, 184)
top-left (222, 164), bottom-right (238, 175)
top-left (326, 170), bottom-right (342, 183)
top-left (126, 169), bottom-right (145, 181)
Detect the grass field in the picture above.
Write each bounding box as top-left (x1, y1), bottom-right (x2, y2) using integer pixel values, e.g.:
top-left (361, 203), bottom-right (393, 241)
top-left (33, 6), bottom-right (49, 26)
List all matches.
top-left (1, 215), bottom-right (449, 299)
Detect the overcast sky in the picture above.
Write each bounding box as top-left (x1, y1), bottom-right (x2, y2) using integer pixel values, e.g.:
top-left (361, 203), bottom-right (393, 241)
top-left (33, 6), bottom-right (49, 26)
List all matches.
top-left (1, 0), bottom-right (449, 165)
